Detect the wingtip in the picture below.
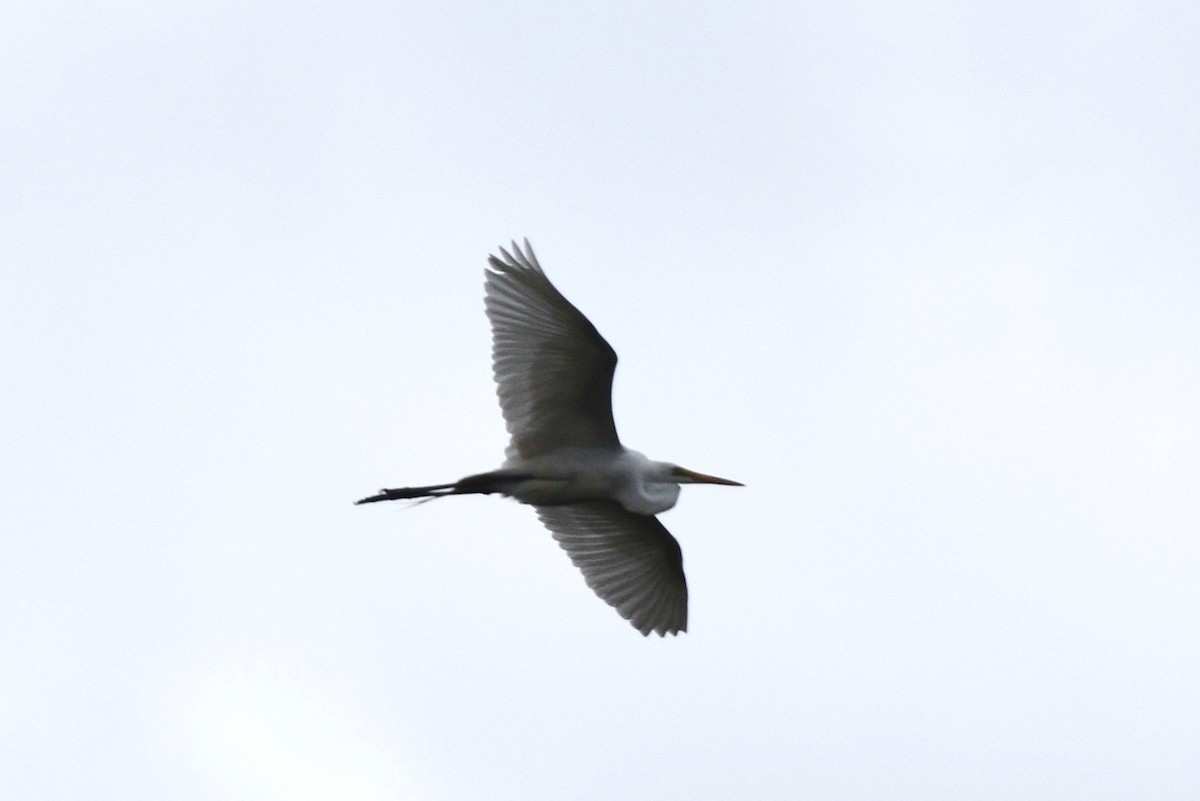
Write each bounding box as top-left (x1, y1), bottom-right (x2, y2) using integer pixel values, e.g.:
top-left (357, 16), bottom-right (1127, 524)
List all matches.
top-left (487, 238), bottom-right (542, 275)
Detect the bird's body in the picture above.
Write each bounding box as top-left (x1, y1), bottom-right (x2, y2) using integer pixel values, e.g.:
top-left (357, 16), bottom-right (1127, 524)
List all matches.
top-left (358, 240), bottom-right (741, 636)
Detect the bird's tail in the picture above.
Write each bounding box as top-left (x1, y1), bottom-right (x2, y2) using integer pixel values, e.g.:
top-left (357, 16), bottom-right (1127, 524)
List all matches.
top-left (354, 471), bottom-right (529, 505)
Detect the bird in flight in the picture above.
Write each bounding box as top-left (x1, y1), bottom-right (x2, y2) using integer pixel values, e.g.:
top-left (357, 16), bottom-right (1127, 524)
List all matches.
top-left (357, 240), bottom-right (741, 636)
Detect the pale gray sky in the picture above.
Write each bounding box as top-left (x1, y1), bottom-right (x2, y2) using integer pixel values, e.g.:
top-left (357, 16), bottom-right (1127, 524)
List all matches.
top-left (3, 2), bottom-right (1199, 799)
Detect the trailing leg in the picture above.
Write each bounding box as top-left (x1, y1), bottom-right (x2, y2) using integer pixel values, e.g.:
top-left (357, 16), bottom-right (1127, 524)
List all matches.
top-left (355, 483), bottom-right (458, 504)
top-left (354, 470), bottom-right (532, 505)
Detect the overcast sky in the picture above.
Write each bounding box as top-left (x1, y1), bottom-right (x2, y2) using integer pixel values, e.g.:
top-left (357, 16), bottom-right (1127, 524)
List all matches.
top-left (3, 2), bottom-right (1199, 799)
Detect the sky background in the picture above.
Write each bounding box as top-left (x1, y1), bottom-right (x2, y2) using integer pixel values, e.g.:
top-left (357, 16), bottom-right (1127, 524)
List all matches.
top-left (3, 2), bottom-right (1199, 799)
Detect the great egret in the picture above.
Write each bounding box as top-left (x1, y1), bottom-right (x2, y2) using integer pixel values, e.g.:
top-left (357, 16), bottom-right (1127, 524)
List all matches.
top-left (357, 240), bottom-right (741, 636)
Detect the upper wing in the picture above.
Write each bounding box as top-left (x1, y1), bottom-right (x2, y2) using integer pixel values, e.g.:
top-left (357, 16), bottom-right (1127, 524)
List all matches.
top-left (535, 501), bottom-right (688, 636)
top-left (485, 240), bottom-right (620, 459)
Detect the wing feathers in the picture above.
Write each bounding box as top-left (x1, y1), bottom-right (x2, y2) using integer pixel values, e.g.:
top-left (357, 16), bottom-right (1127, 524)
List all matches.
top-left (485, 241), bottom-right (620, 459)
top-left (535, 501), bottom-right (688, 636)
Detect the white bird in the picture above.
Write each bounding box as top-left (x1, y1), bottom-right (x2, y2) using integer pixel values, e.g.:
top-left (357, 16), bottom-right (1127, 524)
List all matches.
top-left (357, 240), bottom-right (741, 636)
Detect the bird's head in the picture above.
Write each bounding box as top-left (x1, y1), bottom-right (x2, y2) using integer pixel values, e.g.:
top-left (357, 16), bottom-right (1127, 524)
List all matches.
top-left (623, 454), bottom-right (743, 515)
top-left (636, 463), bottom-right (742, 514)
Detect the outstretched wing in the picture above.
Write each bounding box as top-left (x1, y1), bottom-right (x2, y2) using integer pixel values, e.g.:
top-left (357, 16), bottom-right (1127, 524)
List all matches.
top-left (485, 240), bottom-right (620, 459)
top-left (535, 501), bottom-right (688, 636)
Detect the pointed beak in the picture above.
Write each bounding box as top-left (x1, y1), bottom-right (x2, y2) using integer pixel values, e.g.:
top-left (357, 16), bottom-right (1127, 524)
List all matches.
top-left (674, 467), bottom-right (744, 486)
